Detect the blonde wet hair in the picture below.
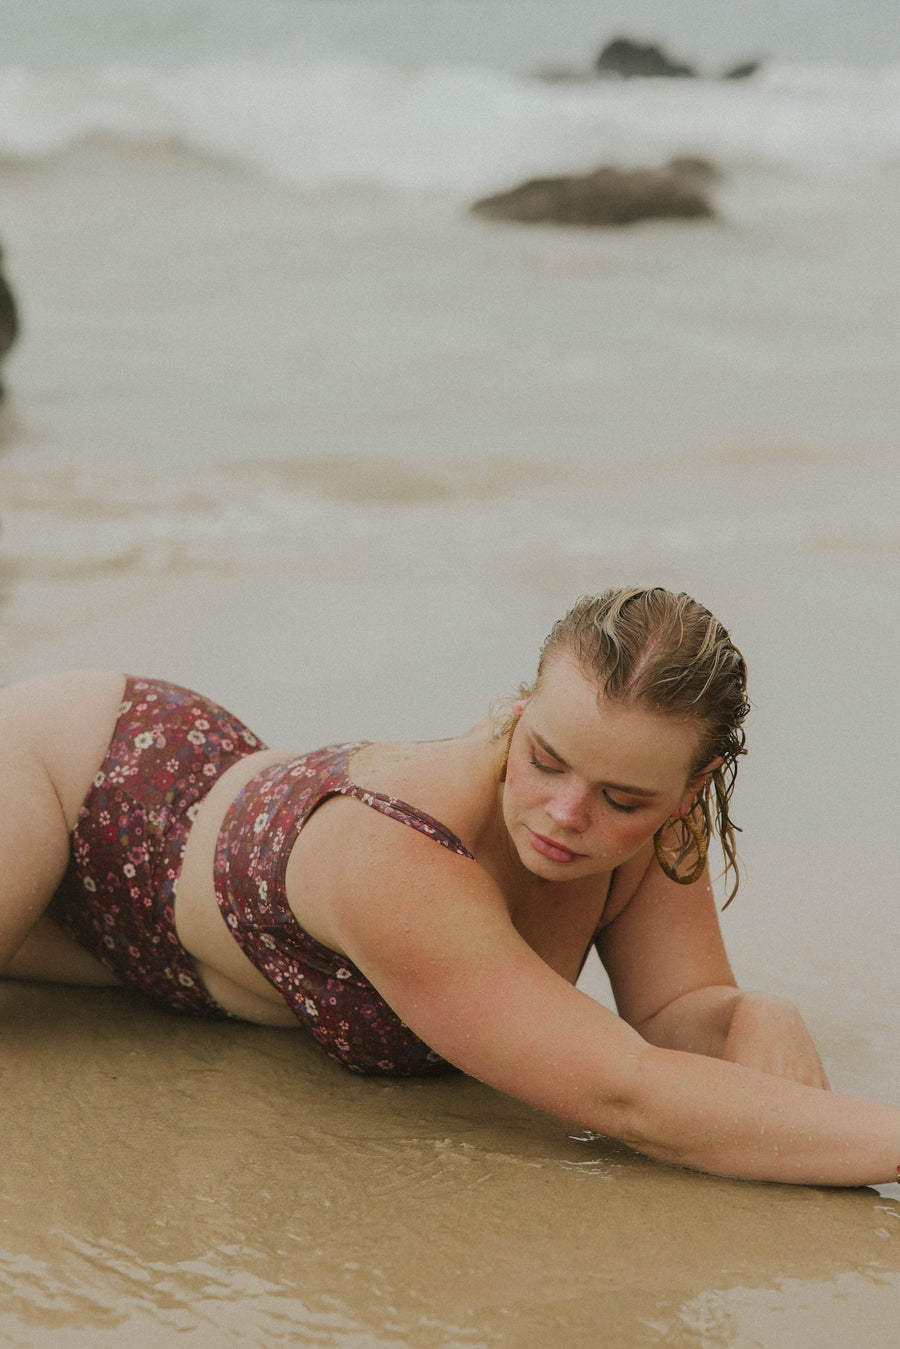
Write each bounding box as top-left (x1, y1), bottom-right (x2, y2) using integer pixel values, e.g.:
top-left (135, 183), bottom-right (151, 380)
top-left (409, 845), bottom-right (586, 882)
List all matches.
top-left (497, 587), bottom-right (750, 905)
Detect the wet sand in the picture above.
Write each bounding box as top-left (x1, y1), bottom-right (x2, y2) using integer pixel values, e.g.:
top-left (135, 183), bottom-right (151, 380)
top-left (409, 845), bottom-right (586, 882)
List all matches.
top-left (2, 981), bottom-right (899, 1348)
top-left (1, 143), bottom-right (899, 1344)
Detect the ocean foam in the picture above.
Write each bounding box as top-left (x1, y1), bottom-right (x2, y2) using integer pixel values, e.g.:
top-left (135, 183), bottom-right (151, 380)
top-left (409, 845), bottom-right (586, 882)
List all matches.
top-left (1, 60), bottom-right (899, 191)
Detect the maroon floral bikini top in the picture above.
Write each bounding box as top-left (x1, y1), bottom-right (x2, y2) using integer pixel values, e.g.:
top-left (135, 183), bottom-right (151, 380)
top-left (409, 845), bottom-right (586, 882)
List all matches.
top-left (213, 743), bottom-right (475, 1076)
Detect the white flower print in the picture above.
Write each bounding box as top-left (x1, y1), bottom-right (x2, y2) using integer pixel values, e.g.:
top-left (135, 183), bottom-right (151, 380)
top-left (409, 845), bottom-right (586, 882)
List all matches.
top-left (134, 731), bottom-right (155, 750)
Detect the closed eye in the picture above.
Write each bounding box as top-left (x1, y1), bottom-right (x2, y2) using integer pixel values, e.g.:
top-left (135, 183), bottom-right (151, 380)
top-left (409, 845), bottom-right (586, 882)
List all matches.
top-left (530, 754), bottom-right (561, 775)
top-left (603, 793), bottom-right (640, 815)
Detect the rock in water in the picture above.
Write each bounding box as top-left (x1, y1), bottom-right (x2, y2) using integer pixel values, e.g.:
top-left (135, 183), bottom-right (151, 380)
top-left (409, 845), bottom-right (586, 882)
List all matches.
top-left (595, 38), bottom-right (696, 78)
top-left (722, 59), bottom-right (763, 80)
top-left (592, 37), bottom-right (763, 82)
top-left (0, 246), bottom-right (20, 399)
top-left (470, 163), bottom-right (716, 228)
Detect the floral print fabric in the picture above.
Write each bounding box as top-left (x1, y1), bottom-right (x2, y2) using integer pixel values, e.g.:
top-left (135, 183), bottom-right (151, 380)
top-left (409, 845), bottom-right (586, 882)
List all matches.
top-left (214, 745), bottom-right (475, 1076)
top-left (48, 677), bottom-right (264, 1015)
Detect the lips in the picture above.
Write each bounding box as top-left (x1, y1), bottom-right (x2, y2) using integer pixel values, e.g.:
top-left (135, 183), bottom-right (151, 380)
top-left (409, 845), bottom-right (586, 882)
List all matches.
top-left (526, 829), bottom-right (586, 864)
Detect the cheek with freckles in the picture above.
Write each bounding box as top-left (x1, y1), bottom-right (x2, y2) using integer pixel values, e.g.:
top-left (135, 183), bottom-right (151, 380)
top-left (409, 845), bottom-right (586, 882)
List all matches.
top-left (503, 760), bottom-right (665, 872)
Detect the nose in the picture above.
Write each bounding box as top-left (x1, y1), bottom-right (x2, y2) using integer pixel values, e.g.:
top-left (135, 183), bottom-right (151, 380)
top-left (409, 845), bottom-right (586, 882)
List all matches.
top-left (545, 782), bottom-right (591, 833)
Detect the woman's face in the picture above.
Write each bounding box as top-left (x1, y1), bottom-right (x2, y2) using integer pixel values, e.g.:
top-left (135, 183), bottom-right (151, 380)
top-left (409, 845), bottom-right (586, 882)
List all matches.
top-left (502, 654), bottom-right (706, 881)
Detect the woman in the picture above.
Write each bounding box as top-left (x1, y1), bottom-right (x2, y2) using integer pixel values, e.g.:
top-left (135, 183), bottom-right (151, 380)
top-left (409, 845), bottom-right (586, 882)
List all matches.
top-left (2, 587), bottom-right (897, 1185)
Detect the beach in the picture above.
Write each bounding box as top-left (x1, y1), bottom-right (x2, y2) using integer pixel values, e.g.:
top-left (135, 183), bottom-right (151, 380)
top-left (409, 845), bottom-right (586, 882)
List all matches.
top-left (1, 2), bottom-right (900, 1343)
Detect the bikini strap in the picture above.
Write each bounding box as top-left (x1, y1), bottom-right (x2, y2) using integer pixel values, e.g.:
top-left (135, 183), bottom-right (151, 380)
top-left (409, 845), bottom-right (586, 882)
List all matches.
top-left (339, 782), bottom-right (475, 860)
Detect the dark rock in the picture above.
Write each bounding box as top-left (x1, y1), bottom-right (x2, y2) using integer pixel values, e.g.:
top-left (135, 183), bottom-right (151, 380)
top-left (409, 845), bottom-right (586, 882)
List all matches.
top-left (722, 59), bottom-right (763, 80)
top-left (470, 160), bottom-right (716, 228)
top-left (0, 246), bottom-right (19, 399)
top-left (595, 38), bottom-right (696, 79)
top-left (591, 36), bottom-right (763, 82)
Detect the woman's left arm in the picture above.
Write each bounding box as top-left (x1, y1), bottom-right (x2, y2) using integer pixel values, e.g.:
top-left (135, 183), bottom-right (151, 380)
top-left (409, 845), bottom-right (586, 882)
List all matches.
top-left (596, 848), bottom-right (829, 1088)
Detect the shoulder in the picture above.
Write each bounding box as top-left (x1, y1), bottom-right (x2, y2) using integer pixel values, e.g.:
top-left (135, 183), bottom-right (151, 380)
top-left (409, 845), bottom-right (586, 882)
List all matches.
top-left (346, 727), bottom-right (501, 848)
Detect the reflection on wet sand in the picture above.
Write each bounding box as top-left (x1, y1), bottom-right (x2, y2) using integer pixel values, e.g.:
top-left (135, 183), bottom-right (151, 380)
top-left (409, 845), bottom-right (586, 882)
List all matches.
top-left (1, 984), bottom-right (897, 1347)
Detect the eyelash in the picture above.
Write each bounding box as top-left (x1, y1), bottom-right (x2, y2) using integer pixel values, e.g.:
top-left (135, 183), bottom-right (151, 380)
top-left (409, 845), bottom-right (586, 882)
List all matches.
top-left (528, 756), bottom-right (639, 814)
top-left (604, 795), bottom-right (639, 815)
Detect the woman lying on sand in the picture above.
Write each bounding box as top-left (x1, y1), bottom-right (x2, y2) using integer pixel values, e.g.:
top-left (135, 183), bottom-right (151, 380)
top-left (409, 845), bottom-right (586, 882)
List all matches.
top-left (2, 586), bottom-right (897, 1185)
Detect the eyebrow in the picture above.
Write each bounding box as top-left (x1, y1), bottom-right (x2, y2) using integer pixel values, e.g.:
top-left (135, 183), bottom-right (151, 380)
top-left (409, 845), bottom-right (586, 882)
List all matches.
top-left (530, 731), bottom-right (662, 798)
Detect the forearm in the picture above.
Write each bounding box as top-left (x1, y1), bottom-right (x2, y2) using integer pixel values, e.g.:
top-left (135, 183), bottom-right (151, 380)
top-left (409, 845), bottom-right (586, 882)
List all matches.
top-left (606, 1045), bottom-right (898, 1186)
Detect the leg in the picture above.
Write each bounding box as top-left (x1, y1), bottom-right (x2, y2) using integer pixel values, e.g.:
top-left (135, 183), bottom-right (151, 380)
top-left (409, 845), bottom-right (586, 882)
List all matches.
top-left (3, 914), bottom-right (121, 984)
top-left (0, 671), bottom-right (125, 983)
top-left (0, 743), bottom-right (77, 970)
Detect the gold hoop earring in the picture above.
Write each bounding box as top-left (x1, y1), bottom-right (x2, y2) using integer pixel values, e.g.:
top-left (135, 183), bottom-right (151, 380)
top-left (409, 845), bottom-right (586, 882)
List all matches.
top-left (653, 810), bottom-right (708, 886)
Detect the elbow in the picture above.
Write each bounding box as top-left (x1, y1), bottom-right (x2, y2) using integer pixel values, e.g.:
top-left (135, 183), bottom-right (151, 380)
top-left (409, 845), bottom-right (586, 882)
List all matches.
top-left (585, 1045), bottom-right (698, 1167)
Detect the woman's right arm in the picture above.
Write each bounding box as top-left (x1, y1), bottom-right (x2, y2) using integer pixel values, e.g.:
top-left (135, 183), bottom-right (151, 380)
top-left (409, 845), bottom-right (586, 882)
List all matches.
top-left (301, 801), bottom-right (900, 1186)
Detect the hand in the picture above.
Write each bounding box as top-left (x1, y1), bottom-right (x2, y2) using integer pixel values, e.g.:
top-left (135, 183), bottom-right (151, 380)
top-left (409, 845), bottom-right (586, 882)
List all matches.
top-left (721, 991), bottom-right (830, 1089)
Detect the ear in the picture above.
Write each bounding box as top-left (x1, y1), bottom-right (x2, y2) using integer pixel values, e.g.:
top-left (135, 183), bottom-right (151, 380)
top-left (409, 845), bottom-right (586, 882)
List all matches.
top-left (673, 757), bottom-right (723, 818)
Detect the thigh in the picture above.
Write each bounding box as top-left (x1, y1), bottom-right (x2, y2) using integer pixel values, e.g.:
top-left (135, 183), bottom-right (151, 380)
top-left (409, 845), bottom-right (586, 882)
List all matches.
top-left (0, 671), bottom-right (124, 971)
top-left (2, 915), bottom-right (122, 984)
top-left (0, 745), bottom-right (76, 969)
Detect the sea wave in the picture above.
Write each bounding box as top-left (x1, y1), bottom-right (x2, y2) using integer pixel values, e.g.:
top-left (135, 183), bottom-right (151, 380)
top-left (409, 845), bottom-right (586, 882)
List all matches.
top-left (1, 452), bottom-right (896, 587)
top-left (1, 59), bottom-right (899, 192)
